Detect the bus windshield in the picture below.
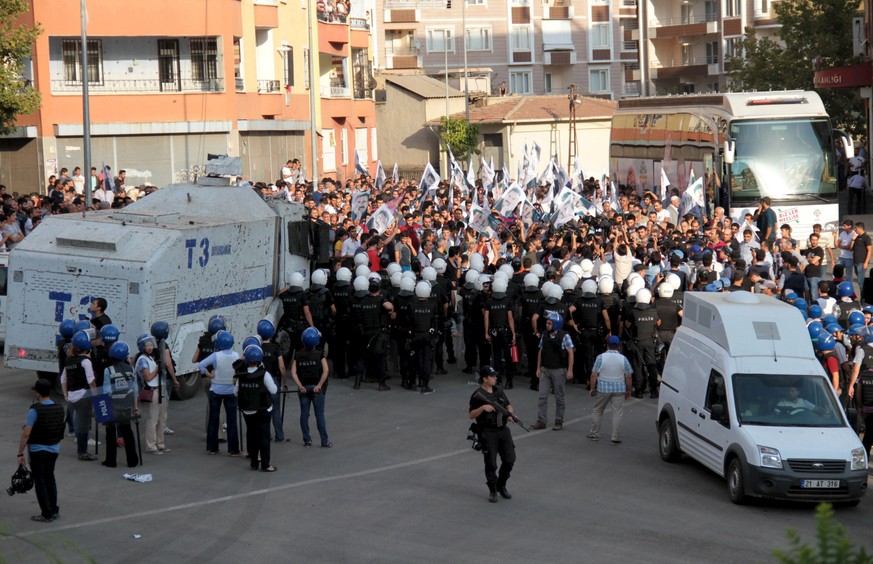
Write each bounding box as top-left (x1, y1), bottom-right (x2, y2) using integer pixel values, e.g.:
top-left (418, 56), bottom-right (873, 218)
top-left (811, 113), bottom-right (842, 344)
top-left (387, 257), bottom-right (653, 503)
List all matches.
top-left (729, 118), bottom-right (836, 204)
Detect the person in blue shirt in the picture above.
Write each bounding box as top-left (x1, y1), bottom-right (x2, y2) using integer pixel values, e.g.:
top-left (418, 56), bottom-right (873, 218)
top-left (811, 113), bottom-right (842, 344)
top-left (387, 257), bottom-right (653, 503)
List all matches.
top-left (17, 379), bottom-right (65, 522)
top-left (198, 331), bottom-right (243, 456)
top-left (588, 336), bottom-right (634, 444)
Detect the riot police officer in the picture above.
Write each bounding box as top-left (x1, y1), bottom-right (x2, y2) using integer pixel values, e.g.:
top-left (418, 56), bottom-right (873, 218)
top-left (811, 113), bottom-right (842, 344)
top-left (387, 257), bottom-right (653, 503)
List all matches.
top-left (573, 279), bottom-right (610, 386)
top-left (61, 331), bottom-right (97, 461)
top-left (460, 270), bottom-right (482, 374)
top-left (654, 282), bottom-right (682, 374)
top-left (422, 267), bottom-right (449, 375)
top-left (305, 269), bottom-right (336, 350)
top-left (102, 341), bottom-right (139, 468)
top-left (349, 275), bottom-right (394, 390)
top-left (278, 272), bottom-right (310, 354)
top-left (193, 314), bottom-right (226, 439)
top-left (332, 267), bottom-right (354, 380)
top-left (484, 278), bottom-right (517, 388)
top-left (519, 273), bottom-right (544, 390)
top-left (853, 358), bottom-right (873, 455)
top-left (393, 276), bottom-right (416, 389)
top-left (409, 281), bottom-right (440, 394)
top-left (625, 288), bottom-right (660, 398)
top-left (433, 258), bottom-right (458, 367)
top-left (257, 320), bottom-right (288, 442)
top-left (237, 344), bottom-right (278, 471)
top-left (290, 328), bottom-right (331, 448)
top-left (468, 366), bottom-right (517, 503)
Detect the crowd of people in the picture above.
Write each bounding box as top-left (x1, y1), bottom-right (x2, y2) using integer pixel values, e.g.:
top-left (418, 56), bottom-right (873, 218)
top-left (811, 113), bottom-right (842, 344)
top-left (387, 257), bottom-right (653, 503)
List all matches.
top-left (16, 150), bottom-right (873, 514)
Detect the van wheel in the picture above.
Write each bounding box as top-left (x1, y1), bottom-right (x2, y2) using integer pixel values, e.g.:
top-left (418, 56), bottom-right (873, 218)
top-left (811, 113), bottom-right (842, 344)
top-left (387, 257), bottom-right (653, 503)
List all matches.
top-left (173, 372), bottom-right (200, 400)
top-left (658, 418), bottom-right (681, 462)
top-left (727, 458), bottom-right (747, 505)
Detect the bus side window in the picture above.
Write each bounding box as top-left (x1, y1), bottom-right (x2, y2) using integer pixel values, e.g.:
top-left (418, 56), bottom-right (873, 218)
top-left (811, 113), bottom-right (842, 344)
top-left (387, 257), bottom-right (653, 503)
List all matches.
top-left (0, 266), bottom-right (8, 296)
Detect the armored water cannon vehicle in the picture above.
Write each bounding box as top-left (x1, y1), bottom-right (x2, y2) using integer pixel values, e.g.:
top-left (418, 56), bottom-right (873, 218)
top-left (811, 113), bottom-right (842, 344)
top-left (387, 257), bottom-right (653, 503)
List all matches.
top-left (5, 183), bottom-right (312, 399)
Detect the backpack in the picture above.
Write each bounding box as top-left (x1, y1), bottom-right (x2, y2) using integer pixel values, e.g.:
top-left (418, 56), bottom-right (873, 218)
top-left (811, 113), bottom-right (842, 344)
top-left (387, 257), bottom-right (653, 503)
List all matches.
top-left (107, 365), bottom-right (136, 422)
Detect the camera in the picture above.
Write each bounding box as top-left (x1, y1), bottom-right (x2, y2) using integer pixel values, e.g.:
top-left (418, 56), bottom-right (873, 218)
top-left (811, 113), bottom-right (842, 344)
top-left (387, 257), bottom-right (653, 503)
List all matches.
top-left (466, 423), bottom-right (482, 451)
top-left (581, 214), bottom-right (611, 233)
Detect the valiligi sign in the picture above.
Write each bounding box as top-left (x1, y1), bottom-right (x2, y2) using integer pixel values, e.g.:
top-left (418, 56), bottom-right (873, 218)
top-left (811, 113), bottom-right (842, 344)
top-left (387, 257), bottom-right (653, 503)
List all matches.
top-left (813, 63), bottom-right (873, 89)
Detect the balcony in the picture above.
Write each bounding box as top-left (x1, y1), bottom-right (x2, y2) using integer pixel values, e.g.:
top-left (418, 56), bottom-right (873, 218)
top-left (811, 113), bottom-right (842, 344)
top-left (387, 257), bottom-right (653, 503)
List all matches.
top-left (650, 57), bottom-right (710, 80)
top-left (648, 15), bottom-right (719, 38)
top-left (543, 51), bottom-right (576, 65)
top-left (320, 84), bottom-right (351, 98)
top-left (622, 81), bottom-right (641, 97)
top-left (50, 78), bottom-right (223, 93)
top-left (257, 79), bottom-right (281, 93)
top-left (384, 46), bottom-right (421, 70)
top-left (350, 17), bottom-right (370, 30)
top-left (235, 77), bottom-right (245, 92)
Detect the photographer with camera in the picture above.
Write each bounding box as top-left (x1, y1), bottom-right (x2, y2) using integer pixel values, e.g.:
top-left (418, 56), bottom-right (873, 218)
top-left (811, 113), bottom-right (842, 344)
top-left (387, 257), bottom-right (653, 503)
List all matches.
top-left (16, 378), bottom-right (64, 522)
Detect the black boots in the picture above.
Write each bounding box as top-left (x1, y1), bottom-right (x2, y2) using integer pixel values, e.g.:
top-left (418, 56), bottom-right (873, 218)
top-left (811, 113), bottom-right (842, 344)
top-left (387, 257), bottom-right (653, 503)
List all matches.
top-left (497, 485), bottom-right (512, 499)
top-left (487, 482), bottom-right (498, 503)
top-left (353, 375), bottom-right (362, 390)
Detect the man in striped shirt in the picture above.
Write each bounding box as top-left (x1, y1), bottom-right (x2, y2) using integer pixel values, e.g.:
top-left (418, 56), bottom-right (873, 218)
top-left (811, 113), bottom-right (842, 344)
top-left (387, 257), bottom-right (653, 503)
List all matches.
top-left (588, 336), bottom-right (633, 444)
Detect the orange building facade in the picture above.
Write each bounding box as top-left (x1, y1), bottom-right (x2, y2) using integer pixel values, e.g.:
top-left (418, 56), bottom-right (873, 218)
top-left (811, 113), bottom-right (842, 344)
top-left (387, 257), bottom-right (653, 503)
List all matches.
top-left (1, 0), bottom-right (376, 191)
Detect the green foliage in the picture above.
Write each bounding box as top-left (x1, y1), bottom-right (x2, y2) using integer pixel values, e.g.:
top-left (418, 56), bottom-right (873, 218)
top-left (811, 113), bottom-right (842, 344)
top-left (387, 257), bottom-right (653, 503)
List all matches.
top-left (439, 116), bottom-right (480, 161)
top-left (726, 0), bottom-right (864, 135)
top-left (0, 0), bottom-right (41, 134)
top-left (773, 503), bottom-right (873, 564)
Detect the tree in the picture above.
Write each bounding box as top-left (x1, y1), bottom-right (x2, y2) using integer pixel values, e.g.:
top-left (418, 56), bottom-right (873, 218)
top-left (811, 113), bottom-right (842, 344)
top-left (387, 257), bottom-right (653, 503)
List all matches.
top-left (726, 0), bottom-right (864, 135)
top-left (0, 0), bottom-right (41, 135)
top-left (439, 116), bottom-right (480, 161)
top-left (773, 503), bottom-right (872, 564)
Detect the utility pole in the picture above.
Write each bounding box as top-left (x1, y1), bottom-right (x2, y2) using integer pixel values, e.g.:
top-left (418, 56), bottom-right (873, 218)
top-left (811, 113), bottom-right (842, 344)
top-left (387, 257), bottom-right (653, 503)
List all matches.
top-left (567, 83), bottom-right (579, 175)
top-left (81, 0), bottom-right (92, 208)
top-left (462, 0), bottom-right (469, 122)
top-left (307, 0), bottom-right (318, 183)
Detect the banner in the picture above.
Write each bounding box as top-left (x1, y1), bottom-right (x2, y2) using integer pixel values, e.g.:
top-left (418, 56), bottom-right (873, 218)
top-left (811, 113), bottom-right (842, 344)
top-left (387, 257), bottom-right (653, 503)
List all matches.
top-left (374, 161), bottom-right (386, 190)
top-left (466, 203), bottom-right (492, 235)
top-left (355, 149), bottom-right (369, 177)
top-left (392, 162), bottom-right (399, 183)
top-left (494, 182), bottom-right (525, 218)
top-left (366, 204), bottom-right (396, 234)
top-left (350, 190), bottom-right (370, 222)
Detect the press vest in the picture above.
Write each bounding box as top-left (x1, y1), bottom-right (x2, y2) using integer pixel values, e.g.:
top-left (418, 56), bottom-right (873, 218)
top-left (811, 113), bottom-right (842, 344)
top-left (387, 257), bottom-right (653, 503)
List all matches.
top-left (28, 403), bottom-right (65, 446)
top-left (540, 330), bottom-right (569, 369)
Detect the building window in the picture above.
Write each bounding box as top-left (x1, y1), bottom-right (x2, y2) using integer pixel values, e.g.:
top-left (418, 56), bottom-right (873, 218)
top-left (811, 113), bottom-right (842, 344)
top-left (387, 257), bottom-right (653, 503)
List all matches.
top-left (707, 81), bottom-right (720, 92)
top-left (352, 48), bottom-right (373, 99)
top-left (681, 44), bottom-right (692, 65)
top-left (590, 24), bottom-right (609, 49)
top-left (706, 41), bottom-right (718, 64)
top-left (283, 46), bottom-right (295, 87)
top-left (759, 0), bottom-right (768, 13)
top-left (61, 39), bottom-right (103, 84)
top-left (682, 83), bottom-right (695, 94)
top-left (544, 73), bottom-right (552, 94)
top-left (190, 38), bottom-right (219, 82)
top-left (705, 0), bottom-right (718, 21)
top-left (511, 0), bottom-right (529, 5)
top-left (467, 0), bottom-right (485, 5)
top-left (725, 0), bottom-right (741, 17)
top-left (511, 27), bottom-right (530, 50)
top-left (158, 39), bottom-right (180, 92)
top-left (509, 71), bottom-right (531, 94)
top-left (725, 37), bottom-right (741, 59)
top-left (589, 68), bottom-right (608, 92)
top-left (680, 4), bottom-right (691, 24)
top-left (465, 27), bottom-right (491, 51)
top-left (426, 28), bottom-right (454, 53)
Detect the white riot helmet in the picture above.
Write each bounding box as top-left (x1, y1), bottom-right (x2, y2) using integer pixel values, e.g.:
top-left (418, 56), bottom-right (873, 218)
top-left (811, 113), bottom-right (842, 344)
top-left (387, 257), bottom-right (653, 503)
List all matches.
top-left (498, 264), bottom-right (514, 278)
top-left (353, 275), bottom-right (369, 293)
top-left (386, 263), bottom-right (402, 277)
top-left (541, 281), bottom-right (556, 299)
top-left (401, 270), bottom-right (417, 281)
top-left (559, 276), bottom-right (576, 292)
top-left (390, 271), bottom-right (403, 288)
top-left (626, 272), bottom-right (642, 287)
top-left (626, 279), bottom-right (645, 301)
top-left (580, 259), bottom-right (594, 276)
top-left (355, 265), bottom-right (370, 279)
top-left (400, 276), bottom-right (416, 294)
top-left (530, 264), bottom-right (545, 279)
top-left (432, 258), bottom-right (447, 274)
top-left (368, 272), bottom-right (382, 285)
top-left (658, 283), bottom-right (674, 298)
top-left (665, 273), bottom-right (682, 291)
top-left (493, 270), bottom-right (510, 282)
top-left (599, 262), bottom-right (613, 279)
top-left (354, 253), bottom-right (369, 267)
top-left (336, 267), bottom-right (352, 283)
top-left (598, 276), bottom-right (615, 294)
top-left (311, 269), bottom-right (328, 287)
top-left (470, 253), bottom-right (486, 272)
top-left (523, 273), bottom-right (539, 289)
top-left (635, 288), bottom-right (652, 307)
top-left (568, 264), bottom-right (583, 279)
top-left (289, 272), bottom-right (305, 289)
top-left (465, 269), bottom-right (479, 287)
top-left (582, 279), bottom-right (597, 297)
top-left (421, 266), bottom-right (437, 282)
top-left (547, 283), bottom-right (564, 301)
top-left (474, 273), bottom-right (492, 292)
top-left (415, 280), bottom-right (432, 299)
top-left (492, 278), bottom-right (508, 297)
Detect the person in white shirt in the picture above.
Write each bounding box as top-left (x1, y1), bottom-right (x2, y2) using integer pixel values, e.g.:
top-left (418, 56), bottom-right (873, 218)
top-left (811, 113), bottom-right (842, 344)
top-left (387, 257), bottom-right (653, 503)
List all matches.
top-left (341, 227), bottom-right (360, 258)
top-left (72, 167), bottom-right (85, 195)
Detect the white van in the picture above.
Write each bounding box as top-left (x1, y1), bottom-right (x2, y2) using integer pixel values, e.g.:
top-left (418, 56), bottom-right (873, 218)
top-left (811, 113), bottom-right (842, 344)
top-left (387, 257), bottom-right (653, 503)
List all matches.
top-left (656, 291), bottom-right (868, 505)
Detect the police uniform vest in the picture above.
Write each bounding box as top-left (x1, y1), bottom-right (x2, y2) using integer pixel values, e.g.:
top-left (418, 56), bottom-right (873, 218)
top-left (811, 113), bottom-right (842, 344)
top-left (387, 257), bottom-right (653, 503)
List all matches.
top-left (64, 355), bottom-right (88, 391)
top-left (392, 294), bottom-right (414, 331)
top-left (631, 307), bottom-right (658, 340)
top-left (601, 293), bottom-right (621, 331)
top-left (237, 367), bottom-right (272, 411)
top-left (536, 302), bottom-right (571, 333)
top-left (410, 299), bottom-right (438, 336)
top-left (28, 403), bottom-right (65, 446)
top-left (435, 276), bottom-right (452, 308)
top-left (472, 387), bottom-right (509, 430)
top-left (520, 289), bottom-right (543, 323)
top-left (333, 285), bottom-right (354, 322)
top-left (859, 372), bottom-right (873, 406)
top-left (574, 296), bottom-right (602, 329)
top-left (261, 341), bottom-right (281, 381)
top-left (307, 287), bottom-right (333, 327)
top-left (540, 330), bottom-right (569, 369)
top-left (280, 289), bottom-right (307, 327)
top-left (107, 363), bottom-right (136, 420)
top-left (669, 292), bottom-right (684, 314)
top-left (351, 294), bottom-right (385, 334)
top-left (471, 292), bottom-right (488, 325)
top-left (295, 349), bottom-right (323, 386)
top-left (486, 296), bottom-right (511, 328)
top-left (837, 300), bottom-right (862, 325)
top-left (861, 343), bottom-right (873, 370)
top-left (460, 287), bottom-right (478, 319)
top-left (654, 298), bottom-right (681, 332)
top-left (198, 332), bottom-right (215, 358)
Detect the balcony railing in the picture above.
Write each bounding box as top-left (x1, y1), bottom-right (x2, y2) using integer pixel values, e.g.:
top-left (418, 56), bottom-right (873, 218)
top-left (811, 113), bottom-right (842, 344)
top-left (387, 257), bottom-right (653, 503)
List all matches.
top-left (623, 81), bottom-right (641, 96)
top-left (320, 84), bottom-right (351, 98)
top-left (50, 78), bottom-right (224, 93)
top-left (350, 17), bottom-right (370, 30)
top-left (235, 77), bottom-right (245, 92)
top-left (622, 40), bottom-right (639, 52)
top-left (651, 56), bottom-right (711, 68)
top-left (651, 13), bottom-right (718, 26)
top-left (384, 46), bottom-right (420, 56)
top-left (257, 79), bottom-right (281, 93)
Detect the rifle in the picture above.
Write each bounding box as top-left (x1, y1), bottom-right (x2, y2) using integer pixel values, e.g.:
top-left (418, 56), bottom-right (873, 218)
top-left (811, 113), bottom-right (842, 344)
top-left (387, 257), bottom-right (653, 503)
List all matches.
top-left (474, 391), bottom-right (530, 432)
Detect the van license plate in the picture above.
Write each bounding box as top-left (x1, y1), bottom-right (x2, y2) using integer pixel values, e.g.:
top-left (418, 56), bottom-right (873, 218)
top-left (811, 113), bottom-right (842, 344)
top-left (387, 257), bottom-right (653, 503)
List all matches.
top-left (801, 480), bottom-right (840, 489)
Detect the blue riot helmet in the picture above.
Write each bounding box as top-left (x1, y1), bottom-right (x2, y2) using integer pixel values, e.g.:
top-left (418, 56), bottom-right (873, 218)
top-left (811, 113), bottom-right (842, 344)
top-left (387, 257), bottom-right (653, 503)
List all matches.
top-left (151, 321), bottom-right (170, 341)
top-left (214, 330), bottom-right (234, 351)
top-left (72, 331), bottom-right (92, 352)
top-left (242, 336), bottom-right (261, 350)
top-left (838, 281), bottom-right (854, 298)
top-left (109, 342), bottom-right (130, 361)
top-left (826, 323), bottom-right (844, 335)
top-left (848, 311), bottom-right (866, 328)
top-left (207, 315), bottom-right (226, 336)
top-left (793, 298), bottom-right (808, 311)
top-left (807, 321), bottom-right (824, 341)
top-left (847, 324), bottom-right (867, 337)
top-left (545, 312), bottom-right (564, 331)
top-left (817, 333), bottom-right (836, 351)
top-left (301, 327), bottom-right (321, 348)
top-left (100, 324), bottom-right (120, 344)
top-left (243, 345), bottom-right (264, 363)
top-left (822, 314), bottom-right (839, 327)
top-left (137, 333), bottom-right (156, 353)
top-left (74, 320), bottom-right (91, 333)
top-left (257, 319), bottom-right (276, 340)
top-left (59, 319), bottom-right (76, 339)
top-left (808, 304), bottom-right (823, 319)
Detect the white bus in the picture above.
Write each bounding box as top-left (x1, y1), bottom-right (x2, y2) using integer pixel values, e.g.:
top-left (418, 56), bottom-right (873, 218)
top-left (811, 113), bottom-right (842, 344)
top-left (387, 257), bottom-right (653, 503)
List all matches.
top-left (610, 91), bottom-right (852, 245)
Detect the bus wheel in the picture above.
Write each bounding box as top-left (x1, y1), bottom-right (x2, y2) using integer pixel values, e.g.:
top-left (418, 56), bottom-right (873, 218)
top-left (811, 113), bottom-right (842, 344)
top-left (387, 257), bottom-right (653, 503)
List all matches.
top-left (173, 372), bottom-right (200, 400)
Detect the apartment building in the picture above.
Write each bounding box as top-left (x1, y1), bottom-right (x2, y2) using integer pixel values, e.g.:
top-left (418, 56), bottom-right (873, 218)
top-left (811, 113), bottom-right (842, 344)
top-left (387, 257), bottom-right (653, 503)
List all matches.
top-left (2, 0), bottom-right (377, 190)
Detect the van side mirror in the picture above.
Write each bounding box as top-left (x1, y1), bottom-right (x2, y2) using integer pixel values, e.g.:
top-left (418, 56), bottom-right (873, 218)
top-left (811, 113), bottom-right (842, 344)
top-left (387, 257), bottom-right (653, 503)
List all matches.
top-left (847, 407), bottom-right (858, 426)
top-left (710, 403), bottom-right (725, 422)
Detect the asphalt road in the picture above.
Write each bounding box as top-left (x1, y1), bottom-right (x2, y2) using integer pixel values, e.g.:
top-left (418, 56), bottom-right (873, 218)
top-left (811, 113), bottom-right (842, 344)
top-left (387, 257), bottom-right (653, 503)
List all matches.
top-left (0, 361), bottom-right (871, 563)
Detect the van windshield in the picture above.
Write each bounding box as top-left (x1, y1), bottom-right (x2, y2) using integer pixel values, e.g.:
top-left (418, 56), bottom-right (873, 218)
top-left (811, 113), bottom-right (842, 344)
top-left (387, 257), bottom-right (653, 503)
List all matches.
top-left (732, 373), bottom-right (844, 427)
